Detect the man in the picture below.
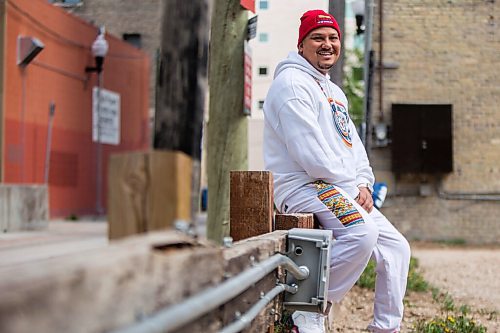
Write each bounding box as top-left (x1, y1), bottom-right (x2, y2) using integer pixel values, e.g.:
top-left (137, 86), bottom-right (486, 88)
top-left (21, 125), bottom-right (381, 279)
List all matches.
top-left (263, 10), bottom-right (410, 333)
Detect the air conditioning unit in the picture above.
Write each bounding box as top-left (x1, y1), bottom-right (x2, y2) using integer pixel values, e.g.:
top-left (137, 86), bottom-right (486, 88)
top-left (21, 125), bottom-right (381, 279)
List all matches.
top-left (50, 0), bottom-right (83, 8)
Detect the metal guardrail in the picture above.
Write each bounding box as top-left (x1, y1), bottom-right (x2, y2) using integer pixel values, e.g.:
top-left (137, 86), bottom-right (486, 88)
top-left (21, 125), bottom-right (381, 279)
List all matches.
top-left (219, 283), bottom-right (298, 333)
top-left (111, 253), bottom-right (309, 333)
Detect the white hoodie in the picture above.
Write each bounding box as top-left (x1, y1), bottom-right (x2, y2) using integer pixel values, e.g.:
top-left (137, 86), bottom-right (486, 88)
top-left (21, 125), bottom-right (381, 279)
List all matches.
top-left (263, 52), bottom-right (374, 212)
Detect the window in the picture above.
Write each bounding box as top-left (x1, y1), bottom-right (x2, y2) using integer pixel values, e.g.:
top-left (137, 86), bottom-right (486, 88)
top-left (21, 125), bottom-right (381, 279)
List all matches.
top-left (258, 100), bottom-right (265, 109)
top-left (258, 67), bottom-right (268, 76)
top-left (259, 0), bottom-right (269, 10)
top-left (259, 33), bottom-right (269, 42)
top-left (123, 33), bottom-right (142, 49)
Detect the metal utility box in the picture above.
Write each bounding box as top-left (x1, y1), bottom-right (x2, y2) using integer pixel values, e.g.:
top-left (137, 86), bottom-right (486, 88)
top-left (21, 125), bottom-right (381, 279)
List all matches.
top-left (284, 228), bottom-right (333, 313)
top-left (392, 103), bottom-right (453, 173)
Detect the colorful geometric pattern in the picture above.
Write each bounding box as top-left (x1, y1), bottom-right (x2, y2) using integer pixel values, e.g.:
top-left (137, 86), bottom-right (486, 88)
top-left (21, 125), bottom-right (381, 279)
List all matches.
top-left (314, 181), bottom-right (365, 227)
top-left (331, 100), bottom-right (353, 148)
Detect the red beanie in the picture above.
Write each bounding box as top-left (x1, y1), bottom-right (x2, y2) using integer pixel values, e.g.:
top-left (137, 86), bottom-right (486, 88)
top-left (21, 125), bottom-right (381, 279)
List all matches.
top-left (297, 10), bottom-right (341, 47)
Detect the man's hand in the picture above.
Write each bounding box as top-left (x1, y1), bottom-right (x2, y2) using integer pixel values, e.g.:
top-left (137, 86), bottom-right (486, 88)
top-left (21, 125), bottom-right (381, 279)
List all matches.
top-left (356, 187), bottom-right (374, 213)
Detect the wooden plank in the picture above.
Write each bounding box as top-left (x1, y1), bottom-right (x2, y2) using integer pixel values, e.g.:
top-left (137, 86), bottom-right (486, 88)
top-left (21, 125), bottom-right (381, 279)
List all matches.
top-left (230, 171), bottom-right (273, 241)
top-left (275, 213), bottom-right (315, 230)
top-left (0, 231), bottom-right (224, 333)
top-left (108, 152), bottom-right (149, 239)
top-left (108, 150), bottom-right (192, 240)
top-left (148, 150), bottom-right (192, 231)
top-left (0, 230), bottom-right (288, 333)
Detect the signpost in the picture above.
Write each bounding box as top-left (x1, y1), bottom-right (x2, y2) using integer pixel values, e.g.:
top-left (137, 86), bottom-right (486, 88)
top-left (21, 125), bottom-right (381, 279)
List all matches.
top-left (92, 87), bottom-right (120, 145)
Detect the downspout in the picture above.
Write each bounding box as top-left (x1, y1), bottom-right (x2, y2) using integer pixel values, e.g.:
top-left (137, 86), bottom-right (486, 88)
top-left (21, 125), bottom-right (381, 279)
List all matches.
top-left (362, 0), bottom-right (375, 151)
top-left (378, 0), bottom-right (384, 122)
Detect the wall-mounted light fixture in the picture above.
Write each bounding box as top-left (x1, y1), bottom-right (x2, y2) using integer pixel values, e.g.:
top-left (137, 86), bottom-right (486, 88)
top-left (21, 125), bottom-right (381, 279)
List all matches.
top-left (351, 0), bottom-right (365, 35)
top-left (85, 28), bottom-right (109, 73)
top-left (17, 36), bottom-right (44, 67)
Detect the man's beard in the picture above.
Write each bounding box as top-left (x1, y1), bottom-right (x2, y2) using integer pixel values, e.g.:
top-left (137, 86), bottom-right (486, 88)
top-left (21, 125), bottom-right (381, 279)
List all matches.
top-left (318, 62), bottom-right (334, 71)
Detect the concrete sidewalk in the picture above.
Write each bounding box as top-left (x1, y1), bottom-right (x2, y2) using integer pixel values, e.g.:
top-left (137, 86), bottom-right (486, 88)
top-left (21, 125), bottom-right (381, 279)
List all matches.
top-left (0, 220), bottom-right (108, 270)
top-left (0, 214), bottom-right (207, 271)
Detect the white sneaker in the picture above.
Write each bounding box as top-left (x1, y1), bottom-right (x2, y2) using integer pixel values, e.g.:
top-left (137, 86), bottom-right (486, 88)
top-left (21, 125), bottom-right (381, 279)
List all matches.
top-left (292, 311), bottom-right (326, 333)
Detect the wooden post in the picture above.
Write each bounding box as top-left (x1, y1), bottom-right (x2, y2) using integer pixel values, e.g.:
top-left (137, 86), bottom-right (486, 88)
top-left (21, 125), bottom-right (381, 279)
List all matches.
top-left (155, 0), bottom-right (210, 159)
top-left (275, 213), bottom-right (315, 230)
top-left (230, 171), bottom-right (273, 242)
top-left (154, 0), bottom-right (211, 223)
top-left (207, 1), bottom-right (249, 244)
top-left (108, 151), bottom-right (192, 240)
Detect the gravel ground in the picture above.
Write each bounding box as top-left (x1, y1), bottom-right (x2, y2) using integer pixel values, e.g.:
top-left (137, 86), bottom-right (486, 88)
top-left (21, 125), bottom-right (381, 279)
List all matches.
top-left (330, 243), bottom-right (500, 332)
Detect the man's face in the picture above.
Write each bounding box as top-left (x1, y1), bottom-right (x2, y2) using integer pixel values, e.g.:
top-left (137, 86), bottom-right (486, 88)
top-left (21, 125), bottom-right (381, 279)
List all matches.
top-left (298, 27), bottom-right (341, 75)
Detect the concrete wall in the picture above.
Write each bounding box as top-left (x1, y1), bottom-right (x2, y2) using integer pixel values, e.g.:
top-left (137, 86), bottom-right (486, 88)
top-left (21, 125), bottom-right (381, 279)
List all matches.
top-left (3, 0), bottom-right (150, 217)
top-left (370, 0), bottom-right (500, 244)
top-left (0, 185), bottom-right (48, 232)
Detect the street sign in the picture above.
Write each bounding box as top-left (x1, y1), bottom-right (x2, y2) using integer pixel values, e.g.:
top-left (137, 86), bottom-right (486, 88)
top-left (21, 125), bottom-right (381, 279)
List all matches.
top-left (247, 15), bottom-right (258, 40)
top-left (92, 87), bottom-right (120, 145)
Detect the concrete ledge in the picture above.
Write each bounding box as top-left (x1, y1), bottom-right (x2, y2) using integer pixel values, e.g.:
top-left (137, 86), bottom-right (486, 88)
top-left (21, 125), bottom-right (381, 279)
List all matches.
top-left (0, 185), bottom-right (49, 232)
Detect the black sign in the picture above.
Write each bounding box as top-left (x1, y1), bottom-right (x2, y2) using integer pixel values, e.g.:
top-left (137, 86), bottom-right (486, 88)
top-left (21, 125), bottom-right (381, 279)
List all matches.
top-left (247, 15), bottom-right (258, 40)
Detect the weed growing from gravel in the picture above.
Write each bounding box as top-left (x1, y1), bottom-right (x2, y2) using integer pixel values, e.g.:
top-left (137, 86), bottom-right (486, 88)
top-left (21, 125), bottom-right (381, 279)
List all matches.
top-left (356, 257), bottom-right (488, 332)
top-left (356, 257), bottom-right (428, 292)
top-left (413, 289), bottom-right (488, 332)
top-left (412, 309), bottom-right (487, 333)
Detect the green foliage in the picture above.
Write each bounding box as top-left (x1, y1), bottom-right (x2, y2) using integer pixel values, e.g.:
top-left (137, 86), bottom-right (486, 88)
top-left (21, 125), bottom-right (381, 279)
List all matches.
top-left (65, 213), bottom-right (78, 221)
top-left (412, 314), bottom-right (487, 333)
top-left (415, 289), bottom-right (488, 332)
top-left (343, 48), bottom-right (364, 127)
top-left (356, 256), bottom-right (428, 292)
top-left (432, 289), bottom-right (456, 312)
top-left (356, 259), bottom-right (376, 289)
top-left (407, 257), bottom-right (429, 292)
top-left (274, 310), bottom-right (296, 333)
top-left (435, 238), bottom-right (467, 246)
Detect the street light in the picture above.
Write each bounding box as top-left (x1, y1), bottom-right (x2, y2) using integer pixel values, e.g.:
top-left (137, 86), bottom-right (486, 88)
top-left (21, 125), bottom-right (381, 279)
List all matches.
top-left (86, 27), bottom-right (109, 216)
top-left (350, 0), bottom-right (365, 35)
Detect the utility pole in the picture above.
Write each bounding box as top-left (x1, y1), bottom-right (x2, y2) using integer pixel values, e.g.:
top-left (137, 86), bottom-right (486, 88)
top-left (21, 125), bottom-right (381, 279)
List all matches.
top-left (155, 0), bottom-right (211, 226)
top-left (329, 0), bottom-right (345, 87)
top-left (207, 0), bottom-right (248, 243)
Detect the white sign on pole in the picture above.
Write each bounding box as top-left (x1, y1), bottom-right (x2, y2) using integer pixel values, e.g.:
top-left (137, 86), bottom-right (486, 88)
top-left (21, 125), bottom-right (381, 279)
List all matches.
top-left (92, 87), bottom-right (120, 145)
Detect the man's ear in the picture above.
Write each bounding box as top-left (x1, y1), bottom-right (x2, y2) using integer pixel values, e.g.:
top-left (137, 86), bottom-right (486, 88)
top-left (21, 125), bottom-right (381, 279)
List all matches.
top-left (298, 42), bottom-right (304, 53)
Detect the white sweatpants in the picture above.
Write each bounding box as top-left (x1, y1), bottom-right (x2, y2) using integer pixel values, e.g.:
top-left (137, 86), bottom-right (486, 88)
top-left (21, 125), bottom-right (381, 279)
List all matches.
top-left (282, 184), bottom-right (411, 333)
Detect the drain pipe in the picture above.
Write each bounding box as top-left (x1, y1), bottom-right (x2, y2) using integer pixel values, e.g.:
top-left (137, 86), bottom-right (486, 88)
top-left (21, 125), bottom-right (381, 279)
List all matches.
top-left (378, 0), bottom-right (384, 121)
top-left (362, 0), bottom-right (375, 149)
top-left (112, 254), bottom-right (309, 333)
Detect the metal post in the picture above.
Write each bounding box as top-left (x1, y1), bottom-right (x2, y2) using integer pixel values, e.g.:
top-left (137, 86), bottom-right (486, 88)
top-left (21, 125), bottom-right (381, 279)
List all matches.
top-left (96, 72), bottom-right (103, 215)
top-left (362, 0), bottom-right (375, 149)
top-left (44, 102), bottom-right (55, 183)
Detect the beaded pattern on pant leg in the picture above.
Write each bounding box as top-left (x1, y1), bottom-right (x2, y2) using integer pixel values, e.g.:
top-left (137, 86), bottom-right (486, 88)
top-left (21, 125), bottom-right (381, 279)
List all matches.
top-left (314, 180), bottom-right (365, 227)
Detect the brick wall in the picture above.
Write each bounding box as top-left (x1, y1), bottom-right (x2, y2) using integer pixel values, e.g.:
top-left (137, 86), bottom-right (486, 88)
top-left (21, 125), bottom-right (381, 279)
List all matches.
top-left (3, 0), bottom-right (150, 217)
top-left (71, 0), bottom-right (163, 111)
top-left (370, 0), bottom-right (500, 244)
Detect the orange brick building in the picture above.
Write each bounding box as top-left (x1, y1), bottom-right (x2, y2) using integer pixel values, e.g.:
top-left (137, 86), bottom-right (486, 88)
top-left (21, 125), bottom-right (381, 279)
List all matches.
top-left (0, 0), bottom-right (150, 217)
